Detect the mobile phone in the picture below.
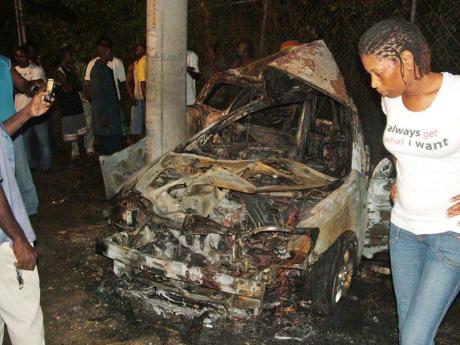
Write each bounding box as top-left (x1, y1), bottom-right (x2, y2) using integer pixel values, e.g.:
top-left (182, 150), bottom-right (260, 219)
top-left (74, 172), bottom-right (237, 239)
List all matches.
top-left (44, 79), bottom-right (55, 102)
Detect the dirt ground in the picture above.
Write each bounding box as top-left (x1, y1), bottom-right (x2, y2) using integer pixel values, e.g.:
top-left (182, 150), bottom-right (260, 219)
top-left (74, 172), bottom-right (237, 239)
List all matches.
top-left (3, 154), bottom-right (459, 345)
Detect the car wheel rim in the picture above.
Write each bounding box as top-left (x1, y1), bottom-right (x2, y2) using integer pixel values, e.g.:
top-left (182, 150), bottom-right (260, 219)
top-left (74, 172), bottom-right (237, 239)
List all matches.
top-left (334, 248), bottom-right (354, 304)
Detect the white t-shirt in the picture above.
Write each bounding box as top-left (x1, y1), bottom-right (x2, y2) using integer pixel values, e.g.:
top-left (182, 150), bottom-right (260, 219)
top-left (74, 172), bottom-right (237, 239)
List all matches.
top-left (382, 72), bottom-right (460, 234)
top-left (84, 57), bottom-right (126, 100)
top-left (187, 50), bottom-right (199, 105)
top-left (14, 64), bottom-right (46, 111)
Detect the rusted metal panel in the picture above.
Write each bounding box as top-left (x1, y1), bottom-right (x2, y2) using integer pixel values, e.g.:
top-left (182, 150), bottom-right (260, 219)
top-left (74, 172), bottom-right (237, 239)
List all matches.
top-left (267, 40), bottom-right (354, 110)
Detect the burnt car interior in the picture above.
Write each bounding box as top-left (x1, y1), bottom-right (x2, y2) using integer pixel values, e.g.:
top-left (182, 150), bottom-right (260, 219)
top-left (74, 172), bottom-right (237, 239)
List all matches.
top-left (304, 94), bottom-right (352, 178)
top-left (186, 90), bottom-right (351, 178)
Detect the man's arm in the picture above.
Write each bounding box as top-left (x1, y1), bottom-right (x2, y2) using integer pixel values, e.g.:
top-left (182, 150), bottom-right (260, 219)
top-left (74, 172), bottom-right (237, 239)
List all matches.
top-left (11, 67), bottom-right (44, 96)
top-left (125, 64), bottom-right (136, 104)
top-left (85, 81), bottom-right (92, 102)
top-left (0, 185), bottom-right (37, 270)
top-left (140, 81), bottom-right (146, 100)
top-left (4, 91), bottom-right (53, 136)
top-left (55, 69), bottom-right (71, 92)
top-left (187, 66), bottom-right (200, 80)
top-left (118, 81), bottom-right (126, 103)
top-left (187, 52), bottom-right (200, 80)
top-left (139, 58), bottom-right (147, 100)
top-left (84, 61), bottom-right (93, 102)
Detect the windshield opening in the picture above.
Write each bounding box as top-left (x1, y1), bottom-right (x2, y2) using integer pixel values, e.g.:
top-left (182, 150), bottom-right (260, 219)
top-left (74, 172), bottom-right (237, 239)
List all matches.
top-left (186, 103), bottom-right (303, 160)
top-left (203, 83), bottom-right (244, 111)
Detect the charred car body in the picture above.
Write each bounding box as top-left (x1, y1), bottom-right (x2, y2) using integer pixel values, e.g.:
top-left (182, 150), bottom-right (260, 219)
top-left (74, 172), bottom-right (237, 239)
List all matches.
top-left (97, 41), bottom-right (391, 317)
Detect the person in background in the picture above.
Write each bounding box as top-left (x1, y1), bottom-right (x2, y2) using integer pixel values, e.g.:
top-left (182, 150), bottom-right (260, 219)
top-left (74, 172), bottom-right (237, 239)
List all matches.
top-left (54, 45), bottom-right (88, 160)
top-left (359, 18), bottom-right (460, 344)
top-left (126, 43), bottom-right (146, 143)
top-left (201, 42), bottom-right (227, 84)
top-left (75, 57), bottom-right (94, 155)
top-left (15, 45), bottom-right (52, 172)
top-left (232, 40), bottom-right (253, 68)
top-left (187, 50), bottom-right (200, 105)
top-left (280, 40), bottom-right (302, 52)
top-left (90, 41), bottom-right (122, 155)
top-left (24, 43), bottom-right (61, 155)
top-left (1, 54), bottom-right (44, 221)
top-left (22, 43), bottom-right (41, 67)
top-left (125, 63), bottom-right (134, 123)
top-left (85, 36), bottom-right (127, 140)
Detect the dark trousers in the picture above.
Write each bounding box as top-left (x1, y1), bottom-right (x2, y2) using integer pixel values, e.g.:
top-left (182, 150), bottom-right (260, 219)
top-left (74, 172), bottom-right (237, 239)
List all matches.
top-left (96, 135), bottom-right (121, 155)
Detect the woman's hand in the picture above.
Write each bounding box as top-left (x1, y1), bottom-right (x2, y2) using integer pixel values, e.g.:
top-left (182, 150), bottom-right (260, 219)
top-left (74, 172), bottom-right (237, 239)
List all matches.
top-left (447, 194), bottom-right (460, 221)
top-left (390, 183), bottom-right (398, 203)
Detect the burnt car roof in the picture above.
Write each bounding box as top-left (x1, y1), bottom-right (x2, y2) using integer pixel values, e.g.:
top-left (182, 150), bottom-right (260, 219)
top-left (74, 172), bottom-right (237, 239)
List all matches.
top-left (199, 40), bottom-right (355, 111)
top-left (265, 40), bottom-right (354, 110)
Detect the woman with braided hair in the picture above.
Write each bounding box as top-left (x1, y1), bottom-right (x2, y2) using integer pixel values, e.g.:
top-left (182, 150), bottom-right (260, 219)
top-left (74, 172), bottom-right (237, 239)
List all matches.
top-left (360, 18), bottom-right (460, 345)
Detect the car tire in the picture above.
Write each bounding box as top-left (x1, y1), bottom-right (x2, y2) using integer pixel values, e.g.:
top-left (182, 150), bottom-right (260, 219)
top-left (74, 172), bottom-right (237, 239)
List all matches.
top-left (307, 233), bottom-right (357, 314)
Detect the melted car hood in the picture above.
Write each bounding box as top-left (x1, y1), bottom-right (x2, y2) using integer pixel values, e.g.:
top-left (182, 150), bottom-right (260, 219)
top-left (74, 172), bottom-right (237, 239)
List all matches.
top-left (136, 152), bottom-right (335, 190)
top-left (125, 152), bottom-right (336, 223)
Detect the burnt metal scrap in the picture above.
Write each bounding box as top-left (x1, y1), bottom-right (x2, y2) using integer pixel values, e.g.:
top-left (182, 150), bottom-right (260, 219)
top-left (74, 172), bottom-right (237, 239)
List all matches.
top-left (97, 40), bottom-right (391, 317)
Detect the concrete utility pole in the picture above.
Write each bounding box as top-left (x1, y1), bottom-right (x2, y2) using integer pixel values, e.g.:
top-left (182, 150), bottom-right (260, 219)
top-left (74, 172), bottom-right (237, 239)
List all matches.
top-left (145, 0), bottom-right (188, 162)
top-left (14, 0), bottom-right (27, 45)
top-left (410, 0), bottom-right (417, 23)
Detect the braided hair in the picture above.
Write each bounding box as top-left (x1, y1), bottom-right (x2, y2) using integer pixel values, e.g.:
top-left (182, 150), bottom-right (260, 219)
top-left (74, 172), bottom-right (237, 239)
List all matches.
top-left (359, 18), bottom-right (431, 79)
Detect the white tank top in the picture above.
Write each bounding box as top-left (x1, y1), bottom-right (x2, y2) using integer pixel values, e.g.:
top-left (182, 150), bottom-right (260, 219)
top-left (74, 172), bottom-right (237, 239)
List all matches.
top-left (382, 72), bottom-right (460, 235)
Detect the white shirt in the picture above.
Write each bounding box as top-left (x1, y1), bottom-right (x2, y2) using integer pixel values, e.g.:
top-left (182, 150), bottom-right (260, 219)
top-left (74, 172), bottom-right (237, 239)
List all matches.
top-left (14, 64), bottom-right (46, 111)
top-left (382, 72), bottom-right (460, 234)
top-left (187, 50), bottom-right (199, 105)
top-left (84, 57), bottom-right (126, 100)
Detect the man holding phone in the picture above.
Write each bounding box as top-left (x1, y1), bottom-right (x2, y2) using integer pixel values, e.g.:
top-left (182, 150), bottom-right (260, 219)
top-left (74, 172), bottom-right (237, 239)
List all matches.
top-left (15, 45), bottom-right (52, 173)
top-left (1, 51), bottom-right (45, 222)
top-left (0, 53), bottom-right (52, 345)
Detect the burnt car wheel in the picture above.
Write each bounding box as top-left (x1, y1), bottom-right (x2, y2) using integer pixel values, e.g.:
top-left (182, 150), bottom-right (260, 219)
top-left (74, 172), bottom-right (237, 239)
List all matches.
top-left (308, 233), bottom-right (357, 314)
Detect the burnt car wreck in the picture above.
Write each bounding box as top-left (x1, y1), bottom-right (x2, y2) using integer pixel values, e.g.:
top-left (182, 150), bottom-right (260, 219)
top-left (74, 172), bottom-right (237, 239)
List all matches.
top-left (97, 40), bottom-right (391, 318)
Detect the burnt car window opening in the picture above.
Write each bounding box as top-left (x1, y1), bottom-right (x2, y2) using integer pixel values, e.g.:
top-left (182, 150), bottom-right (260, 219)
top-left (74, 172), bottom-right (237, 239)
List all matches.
top-left (198, 103), bottom-right (303, 160)
top-left (304, 95), bottom-right (352, 177)
top-left (204, 83), bottom-right (244, 111)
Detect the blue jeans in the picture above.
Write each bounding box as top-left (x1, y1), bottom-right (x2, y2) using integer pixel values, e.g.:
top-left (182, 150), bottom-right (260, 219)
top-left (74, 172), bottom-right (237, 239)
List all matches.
top-left (12, 134), bottom-right (39, 215)
top-left (389, 224), bottom-right (460, 345)
top-left (23, 120), bottom-right (52, 171)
